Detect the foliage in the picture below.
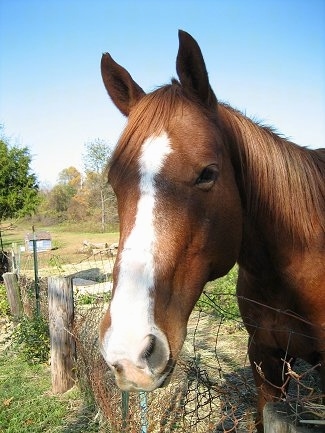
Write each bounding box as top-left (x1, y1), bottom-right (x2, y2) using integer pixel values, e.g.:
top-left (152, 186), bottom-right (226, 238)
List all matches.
top-left (48, 183), bottom-right (76, 214)
top-left (0, 135), bottom-right (40, 222)
top-left (34, 138), bottom-right (118, 230)
top-left (12, 313), bottom-right (50, 364)
top-left (82, 138), bottom-right (112, 174)
top-left (0, 283), bottom-right (10, 316)
top-left (196, 266), bottom-right (240, 320)
top-left (77, 292), bottom-right (111, 305)
top-left (57, 166), bottom-right (81, 188)
top-left (48, 254), bottom-right (65, 272)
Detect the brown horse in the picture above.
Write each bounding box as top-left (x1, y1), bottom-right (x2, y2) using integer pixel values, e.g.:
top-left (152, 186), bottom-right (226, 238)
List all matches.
top-left (99, 30), bottom-right (325, 431)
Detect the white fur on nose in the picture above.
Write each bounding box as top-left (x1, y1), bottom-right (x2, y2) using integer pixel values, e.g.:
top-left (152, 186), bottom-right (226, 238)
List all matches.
top-left (102, 132), bottom-right (172, 365)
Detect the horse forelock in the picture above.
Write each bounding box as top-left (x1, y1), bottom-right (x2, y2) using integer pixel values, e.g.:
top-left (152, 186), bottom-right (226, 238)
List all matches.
top-left (107, 81), bottom-right (217, 185)
top-left (108, 82), bottom-right (179, 182)
top-left (219, 104), bottom-right (325, 245)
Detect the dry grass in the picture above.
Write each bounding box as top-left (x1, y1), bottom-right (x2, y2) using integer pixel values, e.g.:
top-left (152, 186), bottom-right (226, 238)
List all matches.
top-left (2, 223), bottom-right (119, 278)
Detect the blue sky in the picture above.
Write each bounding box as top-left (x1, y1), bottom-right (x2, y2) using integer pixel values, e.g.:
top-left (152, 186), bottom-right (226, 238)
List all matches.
top-left (1, 0), bottom-right (324, 186)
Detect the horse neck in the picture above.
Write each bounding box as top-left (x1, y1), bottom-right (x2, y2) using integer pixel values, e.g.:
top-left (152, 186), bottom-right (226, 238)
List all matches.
top-left (218, 103), bottom-right (325, 254)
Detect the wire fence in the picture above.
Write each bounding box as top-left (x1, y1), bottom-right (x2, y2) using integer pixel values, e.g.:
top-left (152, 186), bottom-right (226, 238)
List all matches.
top-left (8, 246), bottom-right (325, 432)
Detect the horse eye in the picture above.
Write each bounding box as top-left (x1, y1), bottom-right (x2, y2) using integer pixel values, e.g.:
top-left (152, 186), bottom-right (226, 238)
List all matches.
top-left (195, 165), bottom-right (219, 190)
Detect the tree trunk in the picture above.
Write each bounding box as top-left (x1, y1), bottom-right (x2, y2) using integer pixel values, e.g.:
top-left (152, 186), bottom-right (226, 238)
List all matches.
top-left (101, 188), bottom-right (105, 233)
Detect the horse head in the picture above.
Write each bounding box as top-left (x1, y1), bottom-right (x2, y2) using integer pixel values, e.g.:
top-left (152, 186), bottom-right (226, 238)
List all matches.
top-left (99, 30), bottom-right (242, 391)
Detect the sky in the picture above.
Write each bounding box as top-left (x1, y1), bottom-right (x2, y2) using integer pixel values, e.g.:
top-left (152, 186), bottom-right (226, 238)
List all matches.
top-left (1, 0), bottom-right (324, 187)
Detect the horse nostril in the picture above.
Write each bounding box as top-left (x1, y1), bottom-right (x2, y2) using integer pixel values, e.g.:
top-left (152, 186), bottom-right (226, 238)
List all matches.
top-left (142, 334), bottom-right (156, 360)
top-left (141, 334), bottom-right (169, 373)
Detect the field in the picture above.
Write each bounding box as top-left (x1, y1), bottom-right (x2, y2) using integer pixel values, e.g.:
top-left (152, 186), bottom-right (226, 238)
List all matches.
top-left (1, 224), bottom-right (119, 282)
top-left (2, 223), bottom-right (119, 265)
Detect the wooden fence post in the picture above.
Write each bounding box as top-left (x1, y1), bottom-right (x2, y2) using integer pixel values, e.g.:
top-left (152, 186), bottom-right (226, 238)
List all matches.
top-left (48, 276), bottom-right (76, 394)
top-left (3, 272), bottom-right (23, 318)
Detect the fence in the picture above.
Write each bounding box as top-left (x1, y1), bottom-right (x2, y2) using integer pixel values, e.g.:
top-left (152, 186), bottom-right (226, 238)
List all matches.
top-left (2, 247), bottom-right (324, 432)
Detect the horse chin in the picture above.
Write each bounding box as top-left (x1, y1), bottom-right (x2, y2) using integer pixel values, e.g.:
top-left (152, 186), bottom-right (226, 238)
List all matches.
top-left (158, 362), bottom-right (175, 388)
top-left (158, 372), bottom-right (172, 388)
top-left (113, 359), bottom-right (176, 392)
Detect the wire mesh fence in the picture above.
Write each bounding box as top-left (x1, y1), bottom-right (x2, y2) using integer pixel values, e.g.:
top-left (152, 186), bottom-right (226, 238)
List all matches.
top-left (74, 299), bottom-right (324, 432)
top-left (11, 247), bottom-right (324, 433)
top-left (74, 300), bottom-right (258, 433)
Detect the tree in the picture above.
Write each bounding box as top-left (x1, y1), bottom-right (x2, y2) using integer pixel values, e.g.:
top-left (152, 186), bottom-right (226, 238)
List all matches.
top-left (0, 136), bottom-right (40, 222)
top-left (82, 139), bottom-right (115, 232)
top-left (82, 138), bottom-right (111, 174)
top-left (0, 134), bottom-right (40, 249)
top-left (36, 167), bottom-right (82, 223)
top-left (57, 166), bottom-right (81, 190)
top-left (48, 184), bottom-right (74, 215)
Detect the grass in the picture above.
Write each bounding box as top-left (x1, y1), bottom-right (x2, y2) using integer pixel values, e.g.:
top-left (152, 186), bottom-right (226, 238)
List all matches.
top-left (0, 347), bottom-right (99, 433)
top-left (0, 221), bottom-right (117, 432)
top-left (1, 222), bottom-right (119, 277)
top-left (1, 222), bottom-right (119, 257)
top-left (197, 266), bottom-right (240, 320)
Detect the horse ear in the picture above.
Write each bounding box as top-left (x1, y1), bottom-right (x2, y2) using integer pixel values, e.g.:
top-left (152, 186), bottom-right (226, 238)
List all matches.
top-left (101, 53), bottom-right (145, 116)
top-left (176, 30), bottom-right (217, 110)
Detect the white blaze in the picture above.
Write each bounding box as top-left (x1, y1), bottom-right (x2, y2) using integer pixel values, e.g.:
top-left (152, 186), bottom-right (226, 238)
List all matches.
top-left (103, 132), bottom-right (172, 363)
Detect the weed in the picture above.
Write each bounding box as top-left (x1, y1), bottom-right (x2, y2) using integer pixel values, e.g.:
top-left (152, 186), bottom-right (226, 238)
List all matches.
top-left (48, 254), bottom-right (65, 272)
top-left (196, 266), bottom-right (240, 320)
top-left (0, 283), bottom-right (10, 317)
top-left (12, 313), bottom-right (50, 364)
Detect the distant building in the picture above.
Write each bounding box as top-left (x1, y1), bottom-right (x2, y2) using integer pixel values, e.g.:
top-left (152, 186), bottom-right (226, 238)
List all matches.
top-left (25, 231), bottom-right (52, 252)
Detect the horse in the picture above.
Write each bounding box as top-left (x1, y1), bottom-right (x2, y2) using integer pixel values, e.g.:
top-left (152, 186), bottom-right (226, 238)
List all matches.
top-left (99, 30), bottom-right (325, 431)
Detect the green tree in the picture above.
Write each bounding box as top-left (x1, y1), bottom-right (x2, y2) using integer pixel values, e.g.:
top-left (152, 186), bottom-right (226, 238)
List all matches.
top-left (57, 166), bottom-right (81, 190)
top-left (36, 167), bottom-right (81, 223)
top-left (49, 184), bottom-right (75, 215)
top-left (82, 138), bottom-right (111, 174)
top-left (0, 136), bottom-right (40, 222)
top-left (82, 139), bottom-right (116, 232)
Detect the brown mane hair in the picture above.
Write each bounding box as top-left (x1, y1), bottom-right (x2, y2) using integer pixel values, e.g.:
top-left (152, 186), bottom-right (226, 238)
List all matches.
top-left (109, 80), bottom-right (325, 245)
top-left (109, 82), bottom-right (181, 180)
top-left (219, 103), bottom-right (325, 245)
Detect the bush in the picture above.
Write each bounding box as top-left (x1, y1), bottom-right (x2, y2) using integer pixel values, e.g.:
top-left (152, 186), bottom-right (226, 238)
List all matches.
top-left (12, 313), bottom-right (50, 364)
top-left (0, 283), bottom-right (10, 316)
top-left (196, 266), bottom-right (240, 319)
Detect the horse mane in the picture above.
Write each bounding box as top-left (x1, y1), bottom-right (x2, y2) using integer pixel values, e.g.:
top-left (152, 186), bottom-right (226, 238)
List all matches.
top-left (219, 103), bottom-right (325, 245)
top-left (109, 80), bottom-right (325, 245)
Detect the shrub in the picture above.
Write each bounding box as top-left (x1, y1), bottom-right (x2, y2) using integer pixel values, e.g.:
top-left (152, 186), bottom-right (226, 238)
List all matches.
top-left (12, 313), bottom-right (50, 364)
top-left (0, 283), bottom-right (10, 316)
top-left (196, 266), bottom-right (240, 319)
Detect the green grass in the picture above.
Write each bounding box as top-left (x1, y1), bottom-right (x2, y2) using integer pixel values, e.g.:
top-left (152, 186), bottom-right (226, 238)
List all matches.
top-left (0, 349), bottom-right (99, 433)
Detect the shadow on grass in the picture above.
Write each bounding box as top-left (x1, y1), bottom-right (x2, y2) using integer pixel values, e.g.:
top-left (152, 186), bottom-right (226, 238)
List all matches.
top-left (60, 403), bottom-right (100, 433)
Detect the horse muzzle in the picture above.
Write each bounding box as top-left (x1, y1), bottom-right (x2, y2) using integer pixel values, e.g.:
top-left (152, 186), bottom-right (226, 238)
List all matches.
top-left (109, 357), bottom-right (175, 391)
top-left (101, 331), bottom-right (175, 392)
